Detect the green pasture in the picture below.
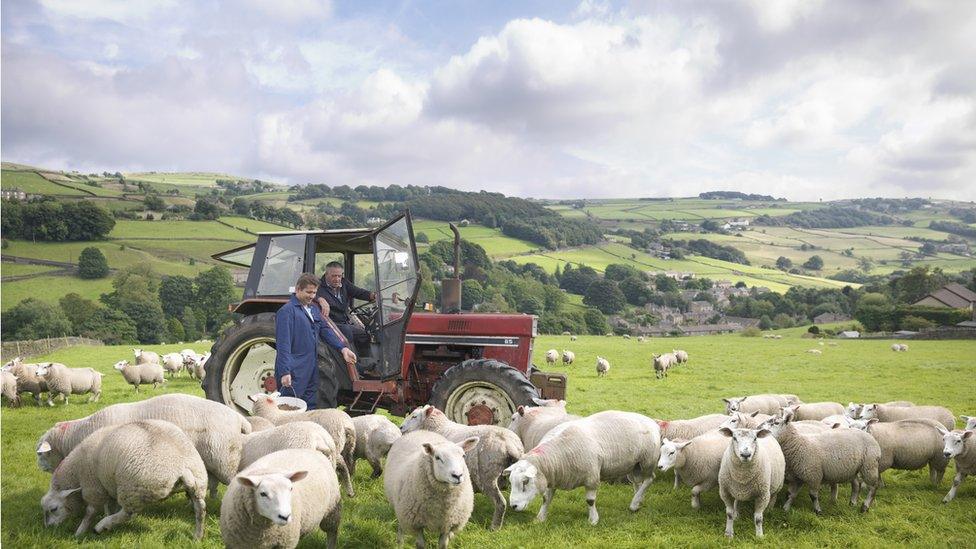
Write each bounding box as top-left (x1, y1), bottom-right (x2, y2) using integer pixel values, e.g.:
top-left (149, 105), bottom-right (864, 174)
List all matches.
top-left (412, 220), bottom-right (539, 258)
top-left (0, 170), bottom-right (88, 197)
top-left (124, 172), bottom-right (234, 187)
top-left (0, 263), bottom-right (62, 277)
top-left (1, 275), bottom-right (116, 311)
top-left (217, 216), bottom-right (291, 233)
top-left (108, 220), bottom-right (252, 241)
top-left (1, 335), bottom-right (974, 547)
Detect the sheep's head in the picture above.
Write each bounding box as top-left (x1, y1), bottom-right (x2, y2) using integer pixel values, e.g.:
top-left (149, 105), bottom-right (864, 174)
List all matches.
top-left (940, 429), bottom-right (973, 460)
top-left (505, 460), bottom-right (546, 511)
top-left (424, 436), bottom-right (477, 485)
top-left (961, 415), bottom-right (976, 430)
top-left (41, 486), bottom-right (81, 527)
top-left (781, 405), bottom-right (799, 422)
top-left (859, 404), bottom-right (880, 420)
top-left (719, 427), bottom-right (771, 463)
top-left (848, 419), bottom-right (877, 431)
top-left (657, 438), bottom-right (692, 471)
top-left (133, 348), bottom-right (143, 357)
top-left (719, 414), bottom-right (743, 430)
top-left (236, 470), bottom-right (308, 525)
top-left (845, 402), bottom-right (863, 418)
top-left (113, 360), bottom-right (129, 371)
top-left (722, 397), bottom-right (744, 414)
top-left (531, 398), bottom-right (565, 408)
top-left (35, 363), bottom-right (52, 377)
top-left (400, 405), bottom-right (435, 433)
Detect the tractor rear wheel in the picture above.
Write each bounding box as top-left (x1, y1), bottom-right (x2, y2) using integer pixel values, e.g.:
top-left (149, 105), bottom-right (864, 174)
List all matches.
top-left (203, 313), bottom-right (279, 414)
top-left (429, 359), bottom-right (539, 426)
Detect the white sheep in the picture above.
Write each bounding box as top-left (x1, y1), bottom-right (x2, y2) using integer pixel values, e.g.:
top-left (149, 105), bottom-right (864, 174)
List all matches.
top-left (658, 431), bottom-right (728, 509)
top-left (351, 414), bottom-right (401, 478)
top-left (41, 420), bottom-right (208, 540)
top-left (187, 352), bottom-right (210, 380)
top-left (160, 352), bottom-right (185, 378)
top-left (764, 414), bottom-right (881, 513)
top-left (249, 394), bottom-right (356, 497)
top-left (35, 363), bottom-right (102, 406)
top-left (659, 414), bottom-right (737, 441)
top-left (827, 342), bottom-right (838, 347)
top-left (900, 343), bottom-right (909, 351)
top-left (400, 405), bottom-right (524, 530)
top-left (822, 414), bottom-right (856, 428)
top-left (961, 415), bottom-right (976, 430)
top-left (717, 427), bottom-right (784, 538)
top-left (545, 349), bottom-right (558, 365)
top-left (561, 350), bottom-right (576, 365)
top-left (3, 357), bottom-right (48, 404)
top-left (849, 418), bottom-right (948, 485)
top-left (773, 334), bottom-right (783, 339)
top-left (240, 421), bottom-right (337, 471)
top-left (384, 430), bottom-right (479, 548)
top-left (36, 393), bottom-right (251, 498)
top-left (132, 348), bottom-right (160, 364)
top-left (782, 402), bottom-right (845, 421)
top-left (673, 349), bottom-right (689, 364)
top-left (622, 334), bottom-right (631, 339)
top-left (806, 349), bottom-right (822, 355)
top-left (723, 394), bottom-right (800, 416)
top-left (595, 356), bottom-right (610, 377)
top-left (637, 336), bottom-right (645, 342)
top-left (247, 416), bottom-right (276, 432)
top-left (570, 335), bottom-right (578, 341)
top-left (653, 352), bottom-right (677, 379)
top-left (890, 343), bottom-right (901, 352)
top-left (936, 427), bottom-right (975, 503)
top-left (114, 360), bottom-right (165, 392)
top-left (859, 403), bottom-right (955, 430)
top-left (2, 369), bottom-right (20, 407)
top-left (507, 399), bottom-right (582, 451)
top-left (505, 410), bottom-right (661, 525)
top-left (221, 448), bottom-right (342, 549)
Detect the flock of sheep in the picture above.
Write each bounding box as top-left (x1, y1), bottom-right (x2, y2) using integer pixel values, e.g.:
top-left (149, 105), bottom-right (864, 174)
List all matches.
top-left (0, 349), bottom-right (210, 407)
top-left (543, 344), bottom-right (689, 379)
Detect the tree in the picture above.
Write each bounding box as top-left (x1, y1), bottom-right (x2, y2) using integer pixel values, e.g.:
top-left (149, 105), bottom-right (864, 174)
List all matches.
top-left (758, 315), bottom-right (773, 330)
top-left (62, 201), bottom-right (116, 240)
top-left (776, 256), bottom-right (793, 270)
top-left (59, 293), bottom-right (99, 333)
top-left (892, 266), bottom-right (946, 304)
top-left (193, 198), bottom-right (221, 220)
top-left (461, 279), bottom-right (485, 310)
top-left (773, 313), bottom-right (794, 329)
top-left (619, 277), bottom-right (653, 306)
top-left (415, 232), bottom-right (430, 243)
top-left (854, 292), bottom-right (895, 331)
top-left (605, 263), bottom-right (642, 282)
top-left (582, 308), bottom-right (610, 335)
top-left (143, 194), bottom-right (165, 211)
top-left (1, 298), bottom-right (74, 340)
top-left (117, 297), bottom-right (167, 343)
top-left (195, 266), bottom-right (236, 332)
top-left (78, 247), bottom-right (110, 279)
top-left (517, 294), bottom-right (545, 316)
top-left (583, 279), bottom-right (626, 315)
top-left (559, 265), bottom-right (599, 295)
top-left (159, 275), bottom-right (195, 318)
top-left (654, 274), bottom-right (679, 293)
top-left (166, 317), bottom-right (186, 342)
top-left (78, 308), bottom-right (138, 344)
top-left (181, 306), bottom-right (202, 341)
top-left (803, 255), bottom-right (824, 270)
top-left (899, 315), bottom-right (934, 331)
top-left (700, 219), bottom-right (721, 232)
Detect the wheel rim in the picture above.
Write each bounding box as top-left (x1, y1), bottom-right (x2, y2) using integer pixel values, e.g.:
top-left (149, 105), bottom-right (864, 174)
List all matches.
top-left (444, 381), bottom-right (516, 426)
top-left (221, 336), bottom-right (277, 413)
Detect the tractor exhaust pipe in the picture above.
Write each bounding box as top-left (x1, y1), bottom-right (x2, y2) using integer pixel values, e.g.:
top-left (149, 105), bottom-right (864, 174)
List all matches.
top-left (440, 223), bottom-right (462, 313)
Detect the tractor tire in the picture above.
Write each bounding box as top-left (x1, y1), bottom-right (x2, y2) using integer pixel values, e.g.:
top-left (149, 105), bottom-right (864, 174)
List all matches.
top-left (429, 359), bottom-right (540, 426)
top-left (204, 313), bottom-right (278, 413)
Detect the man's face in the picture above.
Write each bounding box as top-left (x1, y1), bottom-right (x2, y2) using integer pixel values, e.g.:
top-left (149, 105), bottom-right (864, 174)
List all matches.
top-left (325, 268), bottom-right (343, 289)
top-left (296, 284), bottom-right (317, 306)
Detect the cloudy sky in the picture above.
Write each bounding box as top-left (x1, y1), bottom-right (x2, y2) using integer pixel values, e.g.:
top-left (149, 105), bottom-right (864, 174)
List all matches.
top-left (2, 0), bottom-right (974, 200)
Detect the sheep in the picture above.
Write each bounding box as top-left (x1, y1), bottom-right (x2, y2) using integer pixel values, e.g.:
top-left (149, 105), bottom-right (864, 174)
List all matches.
top-left (900, 344), bottom-right (909, 351)
top-left (860, 403), bottom-right (955, 430)
top-left (849, 418), bottom-right (948, 485)
top-left (221, 448), bottom-right (342, 549)
top-left (570, 335), bottom-right (578, 341)
top-left (40, 420), bottom-right (208, 540)
top-left (891, 343), bottom-right (901, 352)
top-left (723, 394), bottom-right (800, 416)
top-left (653, 352), bottom-right (677, 379)
top-left (160, 352), bottom-right (184, 378)
top-left (807, 349), bottom-right (822, 355)
top-left (505, 410), bottom-right (661, 525)
top-left (133, 348), bottom-right (160, 365)
top-left (350, 414), bottom-right (401, 478)
top-left (249, 394), bottom-right (356, 497)
top-left (35, 363), bottom-right (102, 406)
top-left (3, 357), bottom-right (48, 404)
top-left (545, 349), bottom-right (558, 365)
top-left (637, 336), bottom-right (645, 342)
top-left (595, 356), bottom-right (610, 377)
top-left (659, 414), bottom-right (737, 441)
top-left (247, 416), bottom-right (276, 432)
top-left (2, 369), bottom-right (20, 407)
top-left (114, 360), bottom-right (165, 392)
top-left (717, 427), bottom-right (785, 538)
top-left (658, 432), bottom-right (728, 509)
top-left (561, 331), bottom-right (571, 336)
top-left (622, 334), bottom-right (631, 339)
top-left (384, 430), bottom-right (479, 548)
top-left (561, 350), bottom-right (576, 365)
top-left (936, 427), bottom-right (975, 503)
top-left (729, 411), bottom-right (776, 429)
top-left (673, 349), bottom-right (689, 364)
top-left (822, 415), bottom-right (856, 428)
top-left (507, 399), bottom-right (582, 451)
top-left (400, 405), bottom-right (524, 530)
top-left (782, 402), bottom-right (845, 421)
top-left (961, 415), bottom-right (976, 430)
top-left (36, 393), bottom-right (251, 498)
top-left (763, 414), bottom-right (881, 513)
top-left (773, 334), bottom-right (782, 339)
top-left (240, 421), bottom-right (337, 472)
top-left (187, 352), bottom-right (209, 380)
top-left (827, 342), bottom-right (838, 347)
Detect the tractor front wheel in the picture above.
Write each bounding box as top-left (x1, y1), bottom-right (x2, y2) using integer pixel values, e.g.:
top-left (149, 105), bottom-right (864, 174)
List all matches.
top-left (429, 359), bottom-right (539, 426)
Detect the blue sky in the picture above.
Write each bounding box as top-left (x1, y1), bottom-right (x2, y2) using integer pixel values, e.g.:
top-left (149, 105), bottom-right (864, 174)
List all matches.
top-left (2, 0), bottom-right (974, 200)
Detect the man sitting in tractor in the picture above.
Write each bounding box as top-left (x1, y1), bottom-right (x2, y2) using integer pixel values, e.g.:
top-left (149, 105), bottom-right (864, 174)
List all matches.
top-left (277, 273), bottom-right (357, 409)
top-left (316, 261), bottom-right (375, 356)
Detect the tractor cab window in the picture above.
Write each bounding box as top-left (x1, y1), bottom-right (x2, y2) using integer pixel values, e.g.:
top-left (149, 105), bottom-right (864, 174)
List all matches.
top-left (257, 234), bottom-right (306, 296)
top-left (375, 217), bottom-right (418, 325)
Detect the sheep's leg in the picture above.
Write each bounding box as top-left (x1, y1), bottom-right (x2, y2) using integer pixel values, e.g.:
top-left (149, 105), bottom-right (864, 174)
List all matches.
top-left (861, 483), bottom-right (877, 512)
top-left (336, 459), bottom-right (355, 497)
top-left (192, 496), bottom-right (206, 540)
top-left (942, 471), bottom-right (965, 504)
top-left (673, 472), bottom-right (680, 489)
top-left (930, 465), bottom-right (945, 485)
top-left (850, 479), bottom-right (861, 506)
top-left (207, 477), bottom-right (219, 500)
top-left (75, 505), bottom-right (98, 537)
top-left (830, 483), bottom-right (838, 503)
top-left (808, 482), bottom-right (823, 514)
top-left (321, 498), bottom-right (341, 549)
top-left (414, 527), bottom-right (426, 549)
top-left (629, 476), bottom-right (653, 512)
top-left (720, 486), bottom-right (736, 538)
top-left (754, 491), bottom-right (770, 538)
top-left (585, 486), bottom-right (599, 525)
top-left (94, 508), bottom-right (132, 534)
top-left (488, 475), bottom-right (507, 530)
top-left (368, 456), bottom-right (383, 479)
top-left (783, 481), bottom-right (801, 511)
top-left (691, 479), bottom-right (715, 510)
top-left (437, 532), bottom-right (450, 549)
top-left (536, 488), bottom-right (554, 522)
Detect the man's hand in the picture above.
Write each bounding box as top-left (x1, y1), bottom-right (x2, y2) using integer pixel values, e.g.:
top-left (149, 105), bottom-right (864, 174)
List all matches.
top-left (280, 374), bottom-right (292, 388)
top-left (341, 348), bottom-right (357, 367)
top-left (369, 292), bottom-right (376, 302)
top-left (316, 297), bottom-right (330, 315)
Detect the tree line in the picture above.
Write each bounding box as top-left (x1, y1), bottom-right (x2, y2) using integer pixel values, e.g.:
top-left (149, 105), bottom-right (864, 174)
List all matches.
top-left (1, 198), bottom-right (115, 241)
top-left (756, 207), bottom-right (898, 228)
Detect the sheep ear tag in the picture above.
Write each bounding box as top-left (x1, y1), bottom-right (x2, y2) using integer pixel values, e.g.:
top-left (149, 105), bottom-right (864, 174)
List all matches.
top-left (37, 441), bottom-right (52, 453)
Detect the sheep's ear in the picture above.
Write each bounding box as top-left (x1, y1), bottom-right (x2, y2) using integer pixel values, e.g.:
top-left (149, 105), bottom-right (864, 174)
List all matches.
top-left (458, 436), bottom-right (480, 454)
top-left (424, 406), bottom-right (435, 417)
top-left (756, 429), bottom-right (772, 439)
top-left (675, 440), bottom-right (693, 450)
top-left (237, 475), bottom-right (259, 488)
top-left (59, 487), bottom-right (81, 498)
top-left (749, 410), bottom-right (760, 418)
top-left (502, 464), bottom-right (515, 477)
top-left (963, 431), bottom-right (974, 440)
top-left (936, 425), bottom-right (950, 435)
top-left (287, 470), bottom-right (309, 483)
top-left (37, 441), bottom-right (52, 453)
top-left (721, 398), bottom-right (731, 404)
top-left (867, 418), bottom-right (879, 425)
top-left (831, 423), bottom-right (841, 429)
top-left (422, 443), bottom-right (435, 456)
top-left (531, 397), bottom-right (548, 406)
top-left (248, 394), bottom-right (259, 402)
top-left (960, 415), bottom-right (972, 421)
top-left (719, 427), bottom-right (734, 438)
top-left (270, 391), bottom-right (281, 399)
top-left (516, 406), bottom-right (525, 416)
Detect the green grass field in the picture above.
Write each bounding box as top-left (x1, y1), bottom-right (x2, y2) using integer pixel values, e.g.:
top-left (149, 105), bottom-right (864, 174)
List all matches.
top-left (1, 170), bottom-right (88, 196)
top-left (0, 263), bottom-right (62, 277)
top-left (124, 172), bottom-right (237, 187)
top-left (108, 220), bottom-right (253, 241)
top-left (217, 216), bottom-right (292, 233)
top-left (1, 334), bottom-right (974, 547)
top-left (413, 220), bottom-right (540, 258)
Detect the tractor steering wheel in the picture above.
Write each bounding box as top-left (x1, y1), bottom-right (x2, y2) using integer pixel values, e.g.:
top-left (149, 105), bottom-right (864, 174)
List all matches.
top-left (351, 302), bottom-right (379, 333)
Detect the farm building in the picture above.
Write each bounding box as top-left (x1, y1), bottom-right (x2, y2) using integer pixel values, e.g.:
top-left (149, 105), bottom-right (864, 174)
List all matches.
top-left (837, 330), bottom-right (861, 338)
top-left (913, 283), bottom-right (976, 311)
top-left (814, 312), bottom-right (851, 324)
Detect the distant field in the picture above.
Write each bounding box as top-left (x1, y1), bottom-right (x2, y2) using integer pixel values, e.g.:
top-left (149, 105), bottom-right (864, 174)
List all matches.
top-left (125, 172), bottom-right (237, 187)
top-left (1, 275), bottom-right (116, 310)
top-left (0, 264), bottom-right (61, 277)
top-left (108, 220), bottom-right (252, 241)
top-left (0, 170), bottom-right (87, 196)
top-left (217, 216), bottom-right (290, 233)
top-left (413, 219), bottom-right (540, 258)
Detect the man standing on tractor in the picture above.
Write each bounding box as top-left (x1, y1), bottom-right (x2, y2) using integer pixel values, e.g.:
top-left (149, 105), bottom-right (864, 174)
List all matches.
top-left (276, 273), bottom-right (357, 409)
top-left (317, 261), bottom-right (375, 355)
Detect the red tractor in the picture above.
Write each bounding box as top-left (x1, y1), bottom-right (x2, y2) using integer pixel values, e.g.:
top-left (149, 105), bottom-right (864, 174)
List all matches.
top-left (204, 212), bottom-right (566, 425)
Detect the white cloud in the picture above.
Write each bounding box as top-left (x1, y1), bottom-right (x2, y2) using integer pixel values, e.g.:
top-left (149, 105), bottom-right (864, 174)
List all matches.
top-left (38, 0), bottom-right (178, 23)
